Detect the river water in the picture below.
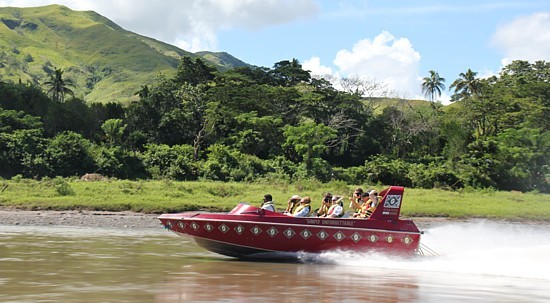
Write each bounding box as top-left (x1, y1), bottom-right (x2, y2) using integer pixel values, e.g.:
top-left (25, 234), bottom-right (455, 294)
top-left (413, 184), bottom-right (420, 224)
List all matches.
top-left (1, 220), bottom-right (549, 303)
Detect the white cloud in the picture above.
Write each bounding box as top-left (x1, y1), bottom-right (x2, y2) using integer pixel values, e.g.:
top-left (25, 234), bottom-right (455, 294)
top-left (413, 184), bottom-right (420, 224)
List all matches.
top-left (303, 57), bottom-right (333, 77)
top-left (492, 12), bottom-right (550, 62)
top-left (0, 0), bottom-right (318, 52)
top-left (320, 31), bottom-right (422, 98)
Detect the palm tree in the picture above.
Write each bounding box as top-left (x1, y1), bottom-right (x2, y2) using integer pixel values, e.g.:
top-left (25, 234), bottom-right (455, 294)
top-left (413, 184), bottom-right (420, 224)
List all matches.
top-left (135, 85), bottom-right (150, 99)
top-left (421, 70), bottom-right (446, 102)
top-left (449, 69), bottom-right (481, 99)
top-left (43, 68), bottom-right (75, 102)
top-left (101, 119), bottom-right (127, 146)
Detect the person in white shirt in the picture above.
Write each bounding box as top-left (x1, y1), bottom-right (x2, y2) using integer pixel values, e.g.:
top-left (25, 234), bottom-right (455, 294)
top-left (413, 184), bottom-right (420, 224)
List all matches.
top-left (260, 194), bottom-right (276, 212)
top-left (325, 195), bottom-right (344, 218)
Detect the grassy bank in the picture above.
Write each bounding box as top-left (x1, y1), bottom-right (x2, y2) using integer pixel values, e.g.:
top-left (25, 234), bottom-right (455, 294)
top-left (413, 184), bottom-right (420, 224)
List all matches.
top-left (1, 178), bottom-right (549, 221)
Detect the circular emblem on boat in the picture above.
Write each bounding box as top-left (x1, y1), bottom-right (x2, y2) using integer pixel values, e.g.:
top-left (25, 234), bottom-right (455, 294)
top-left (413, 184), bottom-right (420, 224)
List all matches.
top-left (177, 222), bottom-right (185, 229)
top-left (333, 231), bottom-right (346, 242)
top-left (204, 223), bottom-right (214, 232)
top-left (317, 230), bottom-right (328, 240)
top-left (386, 235), bottom-right (394, 243)
top-left (402, 235), bottom-right (413, 245)
top-left (351, 232), bottom-right (362, 243)
top-left (267, 227), bottom-right (279, 237)
top-left (368, 234), bottom-right (378, 243)
top-left (234, 225), bottom-right (244, 235)
top-left (284, 228), bottom-right (296, 238)
top-left (300, 229), bottom-right (312, 239)
top-left (218, 224), bottom-right (229, 233)
top-left (191, 222), bottom-right (200, 231)
top-left (251, 226), bottom-right (262, 236)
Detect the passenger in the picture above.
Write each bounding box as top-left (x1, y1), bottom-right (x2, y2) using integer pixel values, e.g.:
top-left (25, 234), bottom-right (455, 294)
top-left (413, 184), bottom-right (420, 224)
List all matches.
top-left (290, 196), bottom-right (312, 217)
top-left (325, 195), bottom-right (344, 218)
top-left (364, 190), bottom-right (380, 218)
top-left (316, 193), bottom-right (332, 217)
top-left (354, 190), bottom-right (379, 218)
top-left (348, 187), bottom-right (365, 215)
top-left (260, 194), bottom-right (276, 212)
top-left (283, 195), bottom-right (302, 214)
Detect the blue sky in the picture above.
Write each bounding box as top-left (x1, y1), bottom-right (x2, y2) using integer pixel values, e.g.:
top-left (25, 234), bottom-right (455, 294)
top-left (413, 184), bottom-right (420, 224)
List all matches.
top-left (2, 0), bottom-right (549, 102)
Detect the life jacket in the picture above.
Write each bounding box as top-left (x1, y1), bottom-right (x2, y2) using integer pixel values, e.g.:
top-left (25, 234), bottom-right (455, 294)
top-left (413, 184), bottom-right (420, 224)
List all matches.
top-left (287, 202), bottom-right (299, 214)
top-left (349, 198), bottom-right (363, 214)
top-left (317, 203), bottom-right (329, 217)
top-left (327, 203), bottom-right (343, 217)
top-left (360, 197), bottom-right (379, 218)
top-left (293, 204), bottom-right (311, 217)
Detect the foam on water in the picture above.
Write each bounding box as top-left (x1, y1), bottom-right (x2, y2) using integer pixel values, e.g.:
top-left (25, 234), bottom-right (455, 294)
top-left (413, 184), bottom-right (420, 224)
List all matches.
top-left (325, 220), bottom-right (550, 280)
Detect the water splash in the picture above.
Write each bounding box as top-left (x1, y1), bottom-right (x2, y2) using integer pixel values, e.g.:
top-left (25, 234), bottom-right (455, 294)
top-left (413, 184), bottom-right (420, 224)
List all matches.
top-left (331, 220), bottom-right (550, 280)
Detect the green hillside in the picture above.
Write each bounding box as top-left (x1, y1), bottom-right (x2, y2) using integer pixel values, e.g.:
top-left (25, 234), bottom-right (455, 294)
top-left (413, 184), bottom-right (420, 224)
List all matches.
top-left (0, 4), bottom-right (249, 103)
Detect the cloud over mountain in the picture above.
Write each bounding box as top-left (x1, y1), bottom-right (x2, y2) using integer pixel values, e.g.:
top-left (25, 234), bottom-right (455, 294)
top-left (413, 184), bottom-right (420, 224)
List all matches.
top-left (0, 0), bottom-right (319, 52)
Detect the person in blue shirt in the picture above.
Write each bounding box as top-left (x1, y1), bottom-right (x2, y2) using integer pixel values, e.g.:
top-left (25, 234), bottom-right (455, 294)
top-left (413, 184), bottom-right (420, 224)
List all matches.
top-left (289, 196), bottom-right (312, 217)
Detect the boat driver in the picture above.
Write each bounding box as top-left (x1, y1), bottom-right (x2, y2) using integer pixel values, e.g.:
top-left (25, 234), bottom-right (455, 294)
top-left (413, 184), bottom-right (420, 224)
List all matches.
top-left (261, 194), bottom-right (276, 212)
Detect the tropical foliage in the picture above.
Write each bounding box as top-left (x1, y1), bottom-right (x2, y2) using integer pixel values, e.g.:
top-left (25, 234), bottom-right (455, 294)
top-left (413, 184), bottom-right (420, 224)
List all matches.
top-left (0, 57), bottom-right (549, 193)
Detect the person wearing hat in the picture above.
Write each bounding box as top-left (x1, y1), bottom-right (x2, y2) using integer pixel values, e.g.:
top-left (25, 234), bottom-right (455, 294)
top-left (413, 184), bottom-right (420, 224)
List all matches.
top-left (283, 194), bottom-right (302, 214)
top-left (261, 194), bottom-right (276, 212)
top-left (290, 196), bottom-right (312, 217)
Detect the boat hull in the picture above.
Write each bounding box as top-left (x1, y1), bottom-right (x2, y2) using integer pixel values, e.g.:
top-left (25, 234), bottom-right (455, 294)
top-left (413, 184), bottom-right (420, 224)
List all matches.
top-left (158, 204), bottom-right (421, 259)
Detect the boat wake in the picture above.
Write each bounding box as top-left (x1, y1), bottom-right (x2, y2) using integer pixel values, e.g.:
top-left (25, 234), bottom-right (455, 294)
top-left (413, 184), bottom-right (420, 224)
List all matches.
top-left (316, 220), bottom-right (550, 281)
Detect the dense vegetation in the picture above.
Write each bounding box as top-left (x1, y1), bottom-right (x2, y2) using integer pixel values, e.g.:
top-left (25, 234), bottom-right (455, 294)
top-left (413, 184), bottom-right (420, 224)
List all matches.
top-left (1, 55), bottom-right (548, 193)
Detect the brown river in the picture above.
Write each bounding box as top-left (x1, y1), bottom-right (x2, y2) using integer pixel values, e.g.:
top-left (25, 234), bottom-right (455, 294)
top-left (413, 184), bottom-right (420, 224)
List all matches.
top-left (1, 220), bottom-right (549, 302)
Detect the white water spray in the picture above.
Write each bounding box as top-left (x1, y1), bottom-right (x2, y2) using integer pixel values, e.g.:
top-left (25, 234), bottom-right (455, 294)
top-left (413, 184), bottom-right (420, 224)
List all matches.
top-left (329, 220), bottom-right (550, 281)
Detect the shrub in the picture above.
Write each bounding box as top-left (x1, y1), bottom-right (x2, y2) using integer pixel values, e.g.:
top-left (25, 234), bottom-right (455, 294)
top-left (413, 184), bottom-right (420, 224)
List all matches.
top-left (53, 177), bottom-right (75, 196)
top-left (363, 155), bottom-right (412, 187)
top-left (142, 144), bottom-right (197, 180)
top-left (408, 162), bottom-right (463, 189)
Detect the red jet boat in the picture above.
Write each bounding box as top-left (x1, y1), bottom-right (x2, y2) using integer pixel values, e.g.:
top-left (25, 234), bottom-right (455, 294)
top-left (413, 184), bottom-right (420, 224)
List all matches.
top-left (158, 186), bottom-right (421, 259)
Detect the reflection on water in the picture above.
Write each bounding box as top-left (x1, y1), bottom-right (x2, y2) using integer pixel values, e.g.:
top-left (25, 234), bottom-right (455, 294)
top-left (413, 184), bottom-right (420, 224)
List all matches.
top-left (1, 221), bottom-right (549, 303)
top-left (158, 261), bottom-right (419, 303)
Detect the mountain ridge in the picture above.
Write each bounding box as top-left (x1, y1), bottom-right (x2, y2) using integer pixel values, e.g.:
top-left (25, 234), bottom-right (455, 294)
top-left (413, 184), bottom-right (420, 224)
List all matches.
top-left (0, 4), bottom-right (250, 103)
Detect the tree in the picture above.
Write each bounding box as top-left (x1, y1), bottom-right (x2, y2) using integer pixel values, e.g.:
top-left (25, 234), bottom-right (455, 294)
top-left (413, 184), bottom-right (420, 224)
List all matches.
top-left (175, 56), bottom-right (216, 86)
top-left (283, 121), bottom-right (337, 174)
top-left (421, 70), bottom-right (446, 102)
top-left (42, 68), bottom-right (75, 102)
top-left (44, 131), bottom-right (95, 177)
top-left (176, 83), bottom-right (210, 161)
top-left (135, 85), bottom-right (150, 99)
top-left (270, 59), bottom-right (311, 86)
top-left (101, 119), bottom-right (127, 146)
top-left (449, 69), bottom-right (481, 101)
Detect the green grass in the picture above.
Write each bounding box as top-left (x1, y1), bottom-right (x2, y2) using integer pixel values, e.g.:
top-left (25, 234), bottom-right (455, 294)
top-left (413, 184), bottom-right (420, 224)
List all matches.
top-left (1, 179), bottom-right (549, 221)
top-left (0, 5), bottom-right (247, 103)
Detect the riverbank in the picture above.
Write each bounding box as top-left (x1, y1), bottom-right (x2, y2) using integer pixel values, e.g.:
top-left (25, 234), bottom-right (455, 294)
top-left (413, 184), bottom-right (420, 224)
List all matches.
top-left (0, 208), bottom-right (161, 229)
top-left (0, 207), bottom-right (477, 230)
